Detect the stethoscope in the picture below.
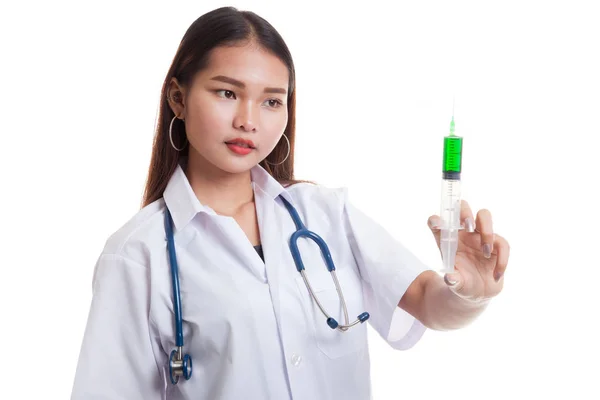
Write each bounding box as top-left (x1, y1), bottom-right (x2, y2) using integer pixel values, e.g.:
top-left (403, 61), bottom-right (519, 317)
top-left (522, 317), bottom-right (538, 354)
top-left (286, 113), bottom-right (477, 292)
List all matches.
top-left (164, 195), bottom-right (370, 385)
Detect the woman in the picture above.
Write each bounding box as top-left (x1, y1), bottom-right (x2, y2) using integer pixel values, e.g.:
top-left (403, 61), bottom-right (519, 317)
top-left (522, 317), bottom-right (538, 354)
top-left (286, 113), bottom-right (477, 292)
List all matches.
top-left (71, 6), bottom-right (510, 400)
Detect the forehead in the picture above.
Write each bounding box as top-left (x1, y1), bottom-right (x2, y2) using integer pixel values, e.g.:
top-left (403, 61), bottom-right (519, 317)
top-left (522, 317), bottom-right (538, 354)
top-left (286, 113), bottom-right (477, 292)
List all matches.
top-left (197, 43), bottom-right (289, 88)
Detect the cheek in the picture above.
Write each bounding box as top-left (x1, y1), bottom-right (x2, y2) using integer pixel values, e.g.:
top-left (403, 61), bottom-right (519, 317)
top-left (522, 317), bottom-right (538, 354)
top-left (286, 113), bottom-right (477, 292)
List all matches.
top-left (257, 111), bottom-right (288, 156)
top-left (187, 98), bottom-right (233, 139)
top-left (262, 109), bottom-right (288, 135)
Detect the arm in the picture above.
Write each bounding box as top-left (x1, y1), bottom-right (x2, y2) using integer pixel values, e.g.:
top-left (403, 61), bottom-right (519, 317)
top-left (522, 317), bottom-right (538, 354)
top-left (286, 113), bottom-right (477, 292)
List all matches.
top-left (71, 254), bottom-right (165, 400)
top-left (399, 270), bottom-right (490, 331)
top-left (338, 187), bottom-right (508, 337)
top-left (339, 189), bottom-right (434, 350)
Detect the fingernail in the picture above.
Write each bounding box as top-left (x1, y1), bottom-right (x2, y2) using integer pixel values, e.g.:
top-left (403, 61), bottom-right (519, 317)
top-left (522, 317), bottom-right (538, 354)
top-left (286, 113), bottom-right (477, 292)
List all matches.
top-left (483, 243), bottom-right (492, 258)
top-left (428, 219), bottom-right (440, 229)
top-left (494, 271), bottom-right (504, 282)
top-left (466, 218), bottom-right (475, 233)
top-left (444, 274), bottom-right (458, 286)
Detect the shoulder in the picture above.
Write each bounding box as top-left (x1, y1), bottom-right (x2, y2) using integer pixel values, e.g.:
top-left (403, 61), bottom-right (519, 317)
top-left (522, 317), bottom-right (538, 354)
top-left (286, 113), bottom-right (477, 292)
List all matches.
top-left (284, 181), bottom-right (349, 218)
top-left (100, 198), bottom-right (167, 266)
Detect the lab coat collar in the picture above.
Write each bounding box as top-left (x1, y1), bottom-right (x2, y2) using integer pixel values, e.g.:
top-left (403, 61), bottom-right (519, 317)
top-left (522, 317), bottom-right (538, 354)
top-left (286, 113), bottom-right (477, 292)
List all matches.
top-left (163, 158), bottom-right (294, 232)
top-left (250, 164), bottom-right (291, 201)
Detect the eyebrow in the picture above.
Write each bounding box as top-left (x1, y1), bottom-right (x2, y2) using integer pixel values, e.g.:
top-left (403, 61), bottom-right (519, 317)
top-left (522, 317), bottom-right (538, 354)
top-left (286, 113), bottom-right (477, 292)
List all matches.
top-left (210, 75), bottom-right (287, 95)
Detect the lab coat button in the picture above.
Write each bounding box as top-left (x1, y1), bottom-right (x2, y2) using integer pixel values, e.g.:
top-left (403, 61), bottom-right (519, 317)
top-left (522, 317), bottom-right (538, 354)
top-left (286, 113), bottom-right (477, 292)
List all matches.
top-left (290, 354), bottom-right (302, 367)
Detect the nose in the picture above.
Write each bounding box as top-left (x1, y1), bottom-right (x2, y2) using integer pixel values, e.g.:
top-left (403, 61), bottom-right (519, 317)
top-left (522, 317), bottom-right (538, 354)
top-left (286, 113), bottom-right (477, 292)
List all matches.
top-left (233, 102), bottom-right (258, 132)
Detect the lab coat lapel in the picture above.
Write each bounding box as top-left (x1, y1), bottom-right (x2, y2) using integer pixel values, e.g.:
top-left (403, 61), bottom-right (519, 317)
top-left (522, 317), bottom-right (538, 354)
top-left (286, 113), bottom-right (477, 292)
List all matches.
top-left (254, 185), bottom-right (283, 323)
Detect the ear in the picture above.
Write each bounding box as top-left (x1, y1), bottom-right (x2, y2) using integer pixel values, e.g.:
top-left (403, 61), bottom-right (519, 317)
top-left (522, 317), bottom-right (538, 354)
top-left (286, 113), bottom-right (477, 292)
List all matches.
top-left (167, 77), bottom-right (186, 119)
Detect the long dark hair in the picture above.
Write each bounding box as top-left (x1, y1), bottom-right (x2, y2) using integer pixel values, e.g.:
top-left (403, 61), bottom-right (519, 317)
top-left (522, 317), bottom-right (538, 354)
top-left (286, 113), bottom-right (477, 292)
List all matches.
top-left (142, 7), bottom-right (304, 208)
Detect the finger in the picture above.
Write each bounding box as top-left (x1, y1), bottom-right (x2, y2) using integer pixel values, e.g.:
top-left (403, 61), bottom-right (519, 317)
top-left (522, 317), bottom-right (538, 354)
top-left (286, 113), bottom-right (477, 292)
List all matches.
top-left (475, 209), bottom-right (494, 259)
top-left (460, 200), bottom-right (475, 232)
top-left (492, 234), bottom-right (510, 282)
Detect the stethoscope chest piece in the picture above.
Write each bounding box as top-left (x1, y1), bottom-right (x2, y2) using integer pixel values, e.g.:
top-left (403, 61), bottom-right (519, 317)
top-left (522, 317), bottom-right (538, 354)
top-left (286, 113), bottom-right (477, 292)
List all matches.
top-left (169, 347), bottom-right (192, 385)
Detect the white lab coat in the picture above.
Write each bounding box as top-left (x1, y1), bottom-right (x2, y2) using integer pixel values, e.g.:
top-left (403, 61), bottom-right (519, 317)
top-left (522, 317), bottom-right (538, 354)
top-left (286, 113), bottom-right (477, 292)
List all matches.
top-left (71, 160), bottom-right (433, 400)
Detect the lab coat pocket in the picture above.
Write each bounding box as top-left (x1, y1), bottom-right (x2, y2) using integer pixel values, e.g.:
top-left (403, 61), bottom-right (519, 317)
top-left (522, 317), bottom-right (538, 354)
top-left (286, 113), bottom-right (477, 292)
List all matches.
top-left (295, 266), bottom-right (367, 359)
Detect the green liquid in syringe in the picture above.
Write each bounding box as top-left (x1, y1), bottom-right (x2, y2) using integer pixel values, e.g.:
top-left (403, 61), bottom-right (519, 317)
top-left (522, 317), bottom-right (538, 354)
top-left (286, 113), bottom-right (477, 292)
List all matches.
top-left (442, 117), bottom-right (462, 177)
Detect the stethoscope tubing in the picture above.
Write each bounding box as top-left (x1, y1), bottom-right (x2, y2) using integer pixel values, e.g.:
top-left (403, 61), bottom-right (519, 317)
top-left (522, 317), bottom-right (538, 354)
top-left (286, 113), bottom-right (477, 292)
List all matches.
top-left (164, 208), bottom-right (184, 347)
top-left (164, 194), bottom-right (369, 384)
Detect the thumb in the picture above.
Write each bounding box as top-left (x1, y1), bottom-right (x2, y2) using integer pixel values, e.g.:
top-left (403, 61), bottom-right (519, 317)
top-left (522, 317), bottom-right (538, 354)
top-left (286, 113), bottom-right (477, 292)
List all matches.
top-left (444, 272), bottom-right (464, 293)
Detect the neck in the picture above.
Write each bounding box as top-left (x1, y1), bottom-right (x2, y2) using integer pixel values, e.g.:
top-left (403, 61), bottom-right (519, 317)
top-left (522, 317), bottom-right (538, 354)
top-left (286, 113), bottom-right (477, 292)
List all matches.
top-left (184, 153), bottom-right (254, 216)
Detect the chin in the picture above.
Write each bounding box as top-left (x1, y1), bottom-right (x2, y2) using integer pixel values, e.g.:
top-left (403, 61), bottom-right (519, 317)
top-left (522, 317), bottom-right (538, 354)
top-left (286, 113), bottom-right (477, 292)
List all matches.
top-left (216, 157), bottom-right (259, 175)
top-left (190, 147), bottom-right (259, 175)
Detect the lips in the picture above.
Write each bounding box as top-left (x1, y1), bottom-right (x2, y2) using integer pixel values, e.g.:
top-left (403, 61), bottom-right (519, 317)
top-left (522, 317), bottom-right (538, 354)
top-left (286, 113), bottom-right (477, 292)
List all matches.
top-left (224, 138), bottom-right (255, 149)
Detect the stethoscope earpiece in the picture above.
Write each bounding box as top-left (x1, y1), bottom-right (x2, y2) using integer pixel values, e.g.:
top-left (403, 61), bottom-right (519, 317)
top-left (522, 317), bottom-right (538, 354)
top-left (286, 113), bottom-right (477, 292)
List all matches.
top-left (280, 196), bottom-right (371, 332)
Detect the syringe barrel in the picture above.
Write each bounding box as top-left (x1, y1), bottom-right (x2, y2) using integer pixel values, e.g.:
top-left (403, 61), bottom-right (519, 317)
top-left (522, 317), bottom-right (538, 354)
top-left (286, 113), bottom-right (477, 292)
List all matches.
top-left (440, 179), bottom-right (461, 229)
top-left (439, 179), bottom-right (461, 273)
top-left (442, 136), bottom-right (462, 179)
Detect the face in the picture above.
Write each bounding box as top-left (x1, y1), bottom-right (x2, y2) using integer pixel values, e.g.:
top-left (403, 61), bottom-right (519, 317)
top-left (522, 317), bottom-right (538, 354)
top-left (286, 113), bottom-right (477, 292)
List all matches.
top-left (168, 42), bottom-right (289, 175)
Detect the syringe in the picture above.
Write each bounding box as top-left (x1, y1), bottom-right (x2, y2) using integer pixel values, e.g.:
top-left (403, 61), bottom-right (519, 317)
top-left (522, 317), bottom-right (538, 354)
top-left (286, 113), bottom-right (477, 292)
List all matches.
top-left (439, 115), bottom-right (463, 274)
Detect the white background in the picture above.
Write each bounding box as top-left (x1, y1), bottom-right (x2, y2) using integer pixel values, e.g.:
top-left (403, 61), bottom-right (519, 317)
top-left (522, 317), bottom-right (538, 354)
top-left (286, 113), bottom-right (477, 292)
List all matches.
top-left (1, 0), bottom-right (599, 398)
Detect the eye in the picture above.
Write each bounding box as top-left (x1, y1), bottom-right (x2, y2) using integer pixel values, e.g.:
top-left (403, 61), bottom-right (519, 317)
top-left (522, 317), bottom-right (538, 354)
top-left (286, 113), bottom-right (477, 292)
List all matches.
top-left (216, 90), bottom-right (236, 99)
top-left (264, 99), bottom-right (284, 108)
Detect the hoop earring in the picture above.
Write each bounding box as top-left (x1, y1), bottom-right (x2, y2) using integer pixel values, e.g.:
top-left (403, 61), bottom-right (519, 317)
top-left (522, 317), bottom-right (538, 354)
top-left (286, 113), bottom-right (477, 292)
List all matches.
top-left (169, 115), bottom-right (187, 151)
top-left (265, 133), bottom-right (290, 166)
